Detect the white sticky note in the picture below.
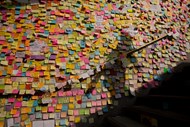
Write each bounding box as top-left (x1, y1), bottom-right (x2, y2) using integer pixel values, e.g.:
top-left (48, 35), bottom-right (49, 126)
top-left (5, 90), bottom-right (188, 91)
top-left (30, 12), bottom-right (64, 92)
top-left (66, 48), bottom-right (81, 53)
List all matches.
top-left (33, 121), bottom-right (43, 127)
top-left (43, 120), bottom-right (55, 127)
top-left (7, 118), bottom-right (14, 127)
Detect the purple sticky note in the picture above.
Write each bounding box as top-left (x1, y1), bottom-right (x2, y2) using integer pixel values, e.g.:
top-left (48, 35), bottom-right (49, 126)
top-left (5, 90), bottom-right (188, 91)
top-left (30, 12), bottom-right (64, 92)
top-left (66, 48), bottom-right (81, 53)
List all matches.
top-left (6, 105), bottom-right (13, 111)
top-left (31, 55), bottom-right (45, 60)
top-left (49, 54), bottom-right (56, 60)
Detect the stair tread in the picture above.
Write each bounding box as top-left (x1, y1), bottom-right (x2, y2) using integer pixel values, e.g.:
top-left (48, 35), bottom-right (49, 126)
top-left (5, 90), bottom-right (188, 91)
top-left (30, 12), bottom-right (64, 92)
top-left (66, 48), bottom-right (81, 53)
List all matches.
top-left (122, 106), bottom-right (190, 123)
top-left (108, 116), bottom-right (147, 127)
top-left (138, 95), bottom-right (190, 100)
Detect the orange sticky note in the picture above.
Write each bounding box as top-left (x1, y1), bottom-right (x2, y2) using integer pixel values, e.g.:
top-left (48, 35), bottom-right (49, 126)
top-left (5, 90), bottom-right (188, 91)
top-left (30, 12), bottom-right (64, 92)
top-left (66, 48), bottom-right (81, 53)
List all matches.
top-left (10, 109), bottom-right (17, 115)
top-left (56, 104), bottom-right (62, 110)
top-left (0, 121), bottom-right (4, 127)
top-left (32, 96), bottom-right (38, 100)
top-left (42, 107), bottom-right (48, 113)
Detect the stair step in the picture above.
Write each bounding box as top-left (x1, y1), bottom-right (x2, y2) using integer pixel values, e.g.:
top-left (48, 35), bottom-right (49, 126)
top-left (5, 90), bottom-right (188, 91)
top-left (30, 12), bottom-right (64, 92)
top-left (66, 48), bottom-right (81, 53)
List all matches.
top-left (107, 116), bottom-right (146, 127)
top-left (135, 95), bottom-right (190, 113)
top-left (142, 95), bottom-right (190, 99)
top-left (121, 106), bottom-right (190, 126)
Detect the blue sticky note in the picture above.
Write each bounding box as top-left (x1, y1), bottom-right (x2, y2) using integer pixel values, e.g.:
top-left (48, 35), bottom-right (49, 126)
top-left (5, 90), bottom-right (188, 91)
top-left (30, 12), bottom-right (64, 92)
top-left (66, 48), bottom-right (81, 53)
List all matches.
top-left (2, 71), bottom-right (7, 76)
top-left (113, 32), bottom-right (118, 37)
top-left (75, 64), bottom-right (80, 69)
top-left (15, 11), bottom-right (20, 15)
top-left (0, 53), bottom-right (5, 57)
top-left (82, 96), bottom-right (88, 102)
top-left (131, 58), bottom-right (136, 63)
top-left (23, 96), bottom-right (29, 101)
top-left (95, 50), bottom-right (100, 55)
top-left (36, 112), bottom-right (42, 119)
top-left (51, 20), bottom-right (56, 24)
top-left (44, 30), bottom-right (49, 35)
top-left (80, 41), bottom-right (86, 48)
top-left (81, 103), bottom-right (87, 108)
top-left (61, 65), bottom-right (66, 69)
top-left (15, 6), bottom-right (21, 10)
top-left (102, 106), bottom-right (108, 112)
top-left (22, 72), bottom-right (26, 77)
top-left (62, 105), bottom-right (68, 111)
top-left (60, 119), bottom-right (65, 125)
top-left (33, 100), bottom-right (38, 107)
top-left (40, 87), bottom-right (47, 92)
top-left (65, 29), bottom-right (73, 34)
top-left (49, 47), bottom-right (53, 53)
top-left (86, 93), bottom-right (92, 99)
top-left (91, 96), bottom-right (96, 101)
top-left (69, 50), bottom-right (74, 55)
top-left (29, 108), bottom-right (35, 114)
top-left (90, 54), bottom-right (94, 59)
top-left (105, 82), bottom-right (110, 87)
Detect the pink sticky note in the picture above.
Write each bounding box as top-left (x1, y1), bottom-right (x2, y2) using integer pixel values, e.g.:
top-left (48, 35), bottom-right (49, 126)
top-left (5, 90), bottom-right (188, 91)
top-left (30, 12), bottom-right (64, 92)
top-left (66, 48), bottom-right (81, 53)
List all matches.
top-left (78, 52), bottom-right (83, 57)
top-left (58, 91), bottom-right (64, 97)
top-left (13, 111), bottom-right (20, 118)
top-left (72, 90), bottom-right (77, 96)
top-left (39, 71), bottom-right (44, 76)
top-left (39, 29), bottom-right (44, 33)
top-left (96, 101), bottom-right (102, 106)
top-left (66, 91), bottom-right (72, 96)
top-left (14, 117), bottom-right (20, 123)
top-left (48, 106), bottom-right (54, 112)
top-left (52, 98), bottom-right (57, 104)
top-left (74, 110), bottom-right (79, 116)
top-left (80, 65), bottom-right (86, 70)
top-left (15, 101), bottom-right (22, 108)
top-left (8, 98), bottom-right (15, 103)
top-left (78, 90), bottom-right (84, 95)
top-left (101, 93), bottom-right (107, 99)
top-left (84, 58), bottom-right (90, 64)
top-left (90, 108), bottom-right (96, 113)
top-left (92, 101), bottom-right (96, 106)
top-left (43, 114), bottom-right (49, 120)
top-left (60, 58), bottom-right (66, 62)
top-left (96, 107), bottom-right (102, 111)
top-left (92, 89), bottom-right (97, 95)
top-left (12, 90), bottom-right (19, 94)
top-left (27, 77), bottom-right (33, 82)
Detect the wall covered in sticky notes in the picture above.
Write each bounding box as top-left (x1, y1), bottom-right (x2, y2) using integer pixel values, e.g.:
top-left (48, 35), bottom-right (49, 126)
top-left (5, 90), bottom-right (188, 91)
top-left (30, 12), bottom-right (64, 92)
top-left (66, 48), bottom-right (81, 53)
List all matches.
top-left (0, 0), bottom-right (190, 126)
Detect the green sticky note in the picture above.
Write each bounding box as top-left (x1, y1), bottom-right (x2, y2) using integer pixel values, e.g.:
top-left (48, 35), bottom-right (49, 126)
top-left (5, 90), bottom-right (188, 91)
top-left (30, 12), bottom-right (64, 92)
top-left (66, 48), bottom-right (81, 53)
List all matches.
top-left (79, 109), bottom-right (85, 115)
top-left (6, 112), bottom-right (12, 118)
top-left (124, 85), bottom-right (129, 91)
top-left (164, 68), bottom-right (168, 73)
top-left (36, 106), bottom-right (42, 111)
top-left (85, 109), bottom-right (90, 115)
top-left (0, 85), bottom-right (5, 89)
top-left (58, 98), bottom-right (64, 103)
top-left (68, 39), bottom-right (75, 43)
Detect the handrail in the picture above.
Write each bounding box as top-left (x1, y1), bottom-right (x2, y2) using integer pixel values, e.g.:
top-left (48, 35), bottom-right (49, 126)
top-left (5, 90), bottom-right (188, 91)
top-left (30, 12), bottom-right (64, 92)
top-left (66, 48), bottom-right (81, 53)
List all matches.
top-left (126, 34), bottom-right (169, 56)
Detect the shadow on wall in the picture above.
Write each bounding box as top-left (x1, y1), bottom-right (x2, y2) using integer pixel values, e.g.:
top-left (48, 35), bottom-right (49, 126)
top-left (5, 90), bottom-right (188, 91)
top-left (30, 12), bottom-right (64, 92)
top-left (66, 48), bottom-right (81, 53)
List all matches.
top-left (0, 0), bottom-right (63, 10)
top-left (74, 32), bottom-right (138, 127)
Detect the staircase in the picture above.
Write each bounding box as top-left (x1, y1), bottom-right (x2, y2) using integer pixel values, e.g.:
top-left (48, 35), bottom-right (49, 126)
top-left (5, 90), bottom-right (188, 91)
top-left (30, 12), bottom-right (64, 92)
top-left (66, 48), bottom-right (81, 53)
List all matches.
top-left (106, 62), bottom-right (190, 127)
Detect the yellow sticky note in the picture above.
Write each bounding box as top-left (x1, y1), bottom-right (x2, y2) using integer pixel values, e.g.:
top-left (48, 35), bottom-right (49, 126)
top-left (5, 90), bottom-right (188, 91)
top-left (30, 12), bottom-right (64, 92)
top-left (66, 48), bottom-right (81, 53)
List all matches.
top-left (68, 110), bottom-right (74, 116)
top-left (68, 104), bottom-right (74, 109)
top-left (75, 117), bottom-right (80, 123)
